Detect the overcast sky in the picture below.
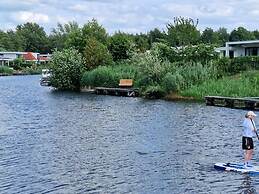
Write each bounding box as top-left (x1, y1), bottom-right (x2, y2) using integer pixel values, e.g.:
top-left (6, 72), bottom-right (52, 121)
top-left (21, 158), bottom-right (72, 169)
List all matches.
top-left (1, 0), bottom-right (259, 34)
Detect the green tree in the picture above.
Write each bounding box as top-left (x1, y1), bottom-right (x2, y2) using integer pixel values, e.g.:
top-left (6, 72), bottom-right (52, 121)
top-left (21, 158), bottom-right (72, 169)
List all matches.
top-left (0, 30), bottom-right (23, 51)
top-left (82, 19), bottom-right (108, 45)
top-left (253, 30), bottom-right (259, 39)
top-left (84, 37), bottom-right (113, 69)
top-left (201, 28), bottom-right (218, 44)
top-left (49, 21), bottom-right (80, 51)
top-left (166, 16), bottom-right (200, 46)
top-left (229, 27), bottom-right (255, 41)
top-left (65, 28), bottom-right (83, 52)
top-left (50, 48), bottom-right (85, 90)
top-left (133, 33), bottom-right (150, 52)
top-left (215, 27), bottom-right (229, 46)
top-left (108, 32), bottom-right (134, 61)
top-left (16, 22), bottom-right (48, 53)
top-left (148, 28), bottom-right (166, 45)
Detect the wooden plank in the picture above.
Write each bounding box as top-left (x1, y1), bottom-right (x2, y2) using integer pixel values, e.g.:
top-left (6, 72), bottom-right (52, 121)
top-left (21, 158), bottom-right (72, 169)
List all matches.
top-left (94, 87), bottom-right (139, 97)
top-left (119, 79), bottom-right (133, 87)
top-left (204, 96), bottom-right (259, 110)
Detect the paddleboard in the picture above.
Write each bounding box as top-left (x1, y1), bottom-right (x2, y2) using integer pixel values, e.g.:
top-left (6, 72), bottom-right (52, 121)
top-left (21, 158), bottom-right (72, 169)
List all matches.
top-left (214, 162), bottom-right (259, 174)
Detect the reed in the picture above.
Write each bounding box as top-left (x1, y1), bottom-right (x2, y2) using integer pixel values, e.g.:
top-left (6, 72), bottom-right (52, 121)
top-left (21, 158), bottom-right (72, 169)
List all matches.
top-left (181, 71), bottom-right (259, 100)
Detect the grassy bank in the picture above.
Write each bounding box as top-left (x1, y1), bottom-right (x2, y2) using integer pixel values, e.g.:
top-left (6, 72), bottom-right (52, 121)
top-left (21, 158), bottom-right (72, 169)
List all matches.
top-left (180, 70), bottom-right (259, 100)
top-left (0, 65), bottom-right (48, 76)
top-left (0, 66), bottom-right (13, 75)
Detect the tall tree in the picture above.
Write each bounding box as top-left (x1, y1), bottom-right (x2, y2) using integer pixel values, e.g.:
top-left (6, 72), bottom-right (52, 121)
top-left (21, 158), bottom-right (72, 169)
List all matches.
top-left (229, 27), bottom-right (255, 41)
top-left (16, 22), bottom-right (48, 53)
top-left (215, 27), bottom-right (229, 46)
top-left (148, 28), bottom-right (166, 45)
top-left (253, 30), bottom-right (259, 40)
top-left (49, 21), bottom-right (80, 51)
top-left (108, 32), bottom-right (134, 61)
top-left (201, 28), bottom-right (218, 44)
top-left (82, 19), bottom-right (108, 45)
top-left (84, 37), bottom-right (113, 69)
top-left (166, 16), bottom-right (200, 46)
top-left (133, 33), bottom-right (150, 52)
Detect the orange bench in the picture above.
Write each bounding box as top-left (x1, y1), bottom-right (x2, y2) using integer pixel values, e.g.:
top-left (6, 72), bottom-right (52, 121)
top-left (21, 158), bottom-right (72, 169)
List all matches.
top-left (119, 79), bottom-right (133, 87)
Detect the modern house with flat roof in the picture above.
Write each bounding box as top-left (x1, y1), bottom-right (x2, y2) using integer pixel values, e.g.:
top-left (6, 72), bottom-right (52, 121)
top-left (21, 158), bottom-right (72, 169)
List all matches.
top-left (215, 40), bottom-right (259, 58)
top-left (0, 52), bottom-right (27, 66)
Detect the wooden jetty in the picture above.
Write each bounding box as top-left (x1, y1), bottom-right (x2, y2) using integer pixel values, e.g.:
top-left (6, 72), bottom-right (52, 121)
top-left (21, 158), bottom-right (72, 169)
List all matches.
top-left (94, 79), bottom-right (139, 97)
top-left (205, 96), bottom-right (259, 110)
top-left (95, 87), bottom-right (139, 97)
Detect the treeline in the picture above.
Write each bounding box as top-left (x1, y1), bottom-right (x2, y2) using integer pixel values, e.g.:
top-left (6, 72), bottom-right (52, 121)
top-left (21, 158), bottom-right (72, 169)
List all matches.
top-left (1, 17), bottom-right (259, 54)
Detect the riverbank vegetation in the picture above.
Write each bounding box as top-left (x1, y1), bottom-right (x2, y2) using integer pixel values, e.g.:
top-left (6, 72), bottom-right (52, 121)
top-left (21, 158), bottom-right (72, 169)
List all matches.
top-left (181, 71), bottom-right (259, 100)
top-left (0, 66), bottom-right (13, 75)
top-left (1, 17), bottom-right (259, 99)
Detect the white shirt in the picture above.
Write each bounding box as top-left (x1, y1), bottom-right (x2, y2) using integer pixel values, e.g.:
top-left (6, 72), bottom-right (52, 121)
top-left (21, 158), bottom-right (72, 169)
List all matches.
top-left (242, 118), bottom-right (256, 138)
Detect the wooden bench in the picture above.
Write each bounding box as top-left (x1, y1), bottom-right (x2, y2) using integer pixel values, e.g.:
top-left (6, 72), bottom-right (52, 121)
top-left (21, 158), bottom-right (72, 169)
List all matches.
top-left (119, 79), bottom-right (133, 87)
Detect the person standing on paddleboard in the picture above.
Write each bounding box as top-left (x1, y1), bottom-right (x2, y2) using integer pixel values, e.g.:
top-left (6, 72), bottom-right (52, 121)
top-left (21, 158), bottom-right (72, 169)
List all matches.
top-left (242, 111), bottom-right (258, 168)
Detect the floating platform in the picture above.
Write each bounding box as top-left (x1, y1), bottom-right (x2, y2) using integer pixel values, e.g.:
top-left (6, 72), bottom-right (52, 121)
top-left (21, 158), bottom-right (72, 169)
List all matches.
top-left (205, 96), bottom-right (259, 110)
top-left (214, 162), bottom-right (259, 174)
top-left (95, 87), bottom-right (139, 97)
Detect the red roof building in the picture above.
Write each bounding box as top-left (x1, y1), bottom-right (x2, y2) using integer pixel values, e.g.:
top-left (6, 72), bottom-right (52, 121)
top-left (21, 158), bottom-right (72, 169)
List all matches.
top-left (23, 52), bottom-right (38, 61)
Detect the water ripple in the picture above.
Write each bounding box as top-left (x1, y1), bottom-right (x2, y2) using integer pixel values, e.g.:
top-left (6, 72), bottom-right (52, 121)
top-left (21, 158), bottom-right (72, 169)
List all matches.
top-left (0, 75), bottom-right (258, 193)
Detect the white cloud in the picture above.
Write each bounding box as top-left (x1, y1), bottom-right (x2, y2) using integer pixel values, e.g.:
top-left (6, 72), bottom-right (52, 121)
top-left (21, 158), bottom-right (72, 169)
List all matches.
top-left (1, 0), bottom-right (259, 34)
top-left (13, 11), bottom-right (49, 23)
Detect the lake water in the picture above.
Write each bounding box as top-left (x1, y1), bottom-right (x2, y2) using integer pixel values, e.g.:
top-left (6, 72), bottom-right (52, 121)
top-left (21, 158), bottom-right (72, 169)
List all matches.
top-left (0, 75), bottom-right (258, 193)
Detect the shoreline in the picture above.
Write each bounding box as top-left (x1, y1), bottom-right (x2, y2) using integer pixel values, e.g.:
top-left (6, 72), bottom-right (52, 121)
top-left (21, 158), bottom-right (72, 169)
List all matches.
top-left (0, 72), bottom-right (40, 76)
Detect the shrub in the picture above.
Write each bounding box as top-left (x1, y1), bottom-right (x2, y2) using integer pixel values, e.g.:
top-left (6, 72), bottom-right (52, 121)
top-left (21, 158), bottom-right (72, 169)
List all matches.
top-left (0, 66), bottom-right (13, 74)
top-left (143, 85), bottom-right (166, 99)
top-left (162, 72), bottom-right (184, 92)
top-left (50, 48), bottom-right (85, 90)
top-left (132, 52), bottom-right (171, 86)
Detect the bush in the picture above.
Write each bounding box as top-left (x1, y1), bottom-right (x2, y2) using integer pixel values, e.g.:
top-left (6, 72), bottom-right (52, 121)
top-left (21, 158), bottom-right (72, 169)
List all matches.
top-left (216, 56), bottom-right (259, 76)
top-left (0, 66), bottom-right (13, 74)
top-left (132, 52), bottom-right (171, 86)
top-left (143, 85), bottom-right (166, 99)
top-left (162, 72), bottom-right (184, 92)
top-left (50, 48), bottom-right (85, 90)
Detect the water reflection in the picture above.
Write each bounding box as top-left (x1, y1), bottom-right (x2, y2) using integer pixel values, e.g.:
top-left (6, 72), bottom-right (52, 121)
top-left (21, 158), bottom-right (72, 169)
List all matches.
top-left (239, 175), bottom-right (256, 194)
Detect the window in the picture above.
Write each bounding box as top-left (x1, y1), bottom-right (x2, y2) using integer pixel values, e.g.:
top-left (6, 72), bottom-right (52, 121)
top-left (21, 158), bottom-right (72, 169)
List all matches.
top-left (245, 47), bottom-right (258, 56)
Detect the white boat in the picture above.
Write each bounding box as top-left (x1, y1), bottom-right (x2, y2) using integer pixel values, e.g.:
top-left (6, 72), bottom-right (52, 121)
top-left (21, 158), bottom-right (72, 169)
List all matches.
top-left (40, 69), bottom-right (52, 86)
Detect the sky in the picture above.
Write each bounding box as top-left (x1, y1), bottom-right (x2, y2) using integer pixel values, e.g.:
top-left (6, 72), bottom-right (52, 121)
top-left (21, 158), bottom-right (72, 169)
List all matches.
top-left (1, 0), bottom-right (259, 34)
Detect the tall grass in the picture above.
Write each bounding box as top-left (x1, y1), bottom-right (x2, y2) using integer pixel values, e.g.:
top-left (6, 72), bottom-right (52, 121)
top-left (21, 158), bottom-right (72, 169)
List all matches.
top-left (0, 66), bottom-right (13, 75)
top-left (81, 64), bottom-right (137, 88)
top-left (181, 71), bottom-right (259, 100)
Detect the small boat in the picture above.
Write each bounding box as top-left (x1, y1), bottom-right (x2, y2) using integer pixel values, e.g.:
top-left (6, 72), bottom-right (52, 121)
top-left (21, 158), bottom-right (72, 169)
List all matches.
top-left (40, 69), bottom-right (52, 86)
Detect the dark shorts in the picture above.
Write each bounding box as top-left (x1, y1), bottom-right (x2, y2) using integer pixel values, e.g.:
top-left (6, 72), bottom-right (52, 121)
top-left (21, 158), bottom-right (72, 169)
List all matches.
top-left (242, 136), bottom-right (254, 150)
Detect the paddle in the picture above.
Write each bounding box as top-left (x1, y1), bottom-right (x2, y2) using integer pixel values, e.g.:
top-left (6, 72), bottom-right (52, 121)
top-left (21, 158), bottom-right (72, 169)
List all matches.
top-left (250, 118), bottom-right (259, 140)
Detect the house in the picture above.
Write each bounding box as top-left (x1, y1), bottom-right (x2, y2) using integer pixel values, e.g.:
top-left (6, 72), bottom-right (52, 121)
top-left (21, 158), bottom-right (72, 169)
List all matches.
top-left (216, 40), bottom-right (259, 58)
top-left (23, 52), bottom-right (39, 62)
top-left (0, 51), bottom-right (51, 66)
top-left (0, 52), bottom-right (26, 66)
top-left (38, 53), bottom-right (51, 64)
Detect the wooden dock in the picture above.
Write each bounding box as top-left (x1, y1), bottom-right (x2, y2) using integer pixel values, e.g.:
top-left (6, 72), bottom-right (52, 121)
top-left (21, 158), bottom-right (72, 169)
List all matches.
top-left (205, 96), bottom-right (259, 110)
top-left (95, 87), bottom-right (139, 97)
